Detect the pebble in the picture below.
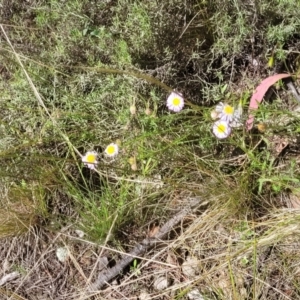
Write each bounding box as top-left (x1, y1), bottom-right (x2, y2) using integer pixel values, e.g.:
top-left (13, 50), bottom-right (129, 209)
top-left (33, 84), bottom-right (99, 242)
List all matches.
top-left (56, 247), bottom-right (69, 262)
top-left (182, 256), bottom-right (199, 278)
top-left (153, 276), bottom-right (170, 291)
top-left (187, 289), bottom-right (205, 300)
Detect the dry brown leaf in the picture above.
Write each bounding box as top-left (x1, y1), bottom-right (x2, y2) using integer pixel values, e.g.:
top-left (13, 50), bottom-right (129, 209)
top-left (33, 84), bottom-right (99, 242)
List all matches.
top-left (288, 193), bottom-right (300, 209)
top-left (166, 251), bottom-right (178, 265)
top-left (148, 225), bottom-right (160, 237)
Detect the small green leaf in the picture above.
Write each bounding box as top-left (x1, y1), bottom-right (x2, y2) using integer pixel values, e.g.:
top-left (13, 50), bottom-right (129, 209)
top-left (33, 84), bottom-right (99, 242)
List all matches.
top-left (221, 84), bottom-right (228, 94)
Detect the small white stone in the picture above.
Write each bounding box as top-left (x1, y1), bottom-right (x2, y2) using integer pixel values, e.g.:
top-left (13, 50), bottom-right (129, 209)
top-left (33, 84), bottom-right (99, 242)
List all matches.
top-left (252, 58), bottom-right (259, 66)
top-left (153, 276), bottom-right (170, 291)
top-left (139, 290), bottom-right (151, 300)
top-left (187, 289), bottom-right (205, 300)
top-left (75, 229), bottom-right (85, 238)
top-left (182, 256), bottom-right (199, 278)
top-left (56, 247), bottom-right (69, 262)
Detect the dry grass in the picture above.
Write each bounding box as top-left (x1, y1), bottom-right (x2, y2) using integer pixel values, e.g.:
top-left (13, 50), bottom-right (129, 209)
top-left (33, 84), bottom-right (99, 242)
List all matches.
top-left (2, 178), bottom-right (300, 299)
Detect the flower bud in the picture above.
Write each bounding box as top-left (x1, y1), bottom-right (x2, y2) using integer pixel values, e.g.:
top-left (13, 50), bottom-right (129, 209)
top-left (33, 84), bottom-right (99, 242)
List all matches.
top-left (130, 104), bottom-right (136, 115)
top-left (145, 107), bottom-right (152, 115)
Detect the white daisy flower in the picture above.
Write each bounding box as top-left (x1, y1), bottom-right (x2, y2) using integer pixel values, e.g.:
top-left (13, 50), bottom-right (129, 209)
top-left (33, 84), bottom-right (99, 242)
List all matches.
top-left (166, 91), bottom-right (184, 112)
top-left (215, 102), bottom-right (235, 122)
top-left (213, 120), bottom-right (231, 139)
top-left (105, 143), bottom-right (119, 157)
top-left (82, 151), bottom-right (98, 170)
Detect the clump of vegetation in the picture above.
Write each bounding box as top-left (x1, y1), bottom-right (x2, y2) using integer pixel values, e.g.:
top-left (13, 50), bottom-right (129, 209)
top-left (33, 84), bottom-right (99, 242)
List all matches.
top-left (1, 0), bottom-right (300, 299)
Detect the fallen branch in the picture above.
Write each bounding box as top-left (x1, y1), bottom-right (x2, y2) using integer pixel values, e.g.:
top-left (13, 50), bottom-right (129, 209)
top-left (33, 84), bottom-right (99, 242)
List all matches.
top-left (89, 199), bottom-right (203, 291)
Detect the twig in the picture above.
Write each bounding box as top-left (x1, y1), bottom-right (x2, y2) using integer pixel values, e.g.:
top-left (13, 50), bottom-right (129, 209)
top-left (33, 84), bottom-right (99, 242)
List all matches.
top-left (178, 10), bottom-right (201, 40)
top-left (88, 200), bottom-right (201, 291)
top-left (286, 81), bottom-right (300, 103)
top-left (0, 272), bottom-right (19, 286)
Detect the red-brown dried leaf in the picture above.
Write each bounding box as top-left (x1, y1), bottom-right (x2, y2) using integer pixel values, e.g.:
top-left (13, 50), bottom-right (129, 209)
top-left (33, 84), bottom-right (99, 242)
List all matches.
top-left (246, 74), bottom-right (292, 131)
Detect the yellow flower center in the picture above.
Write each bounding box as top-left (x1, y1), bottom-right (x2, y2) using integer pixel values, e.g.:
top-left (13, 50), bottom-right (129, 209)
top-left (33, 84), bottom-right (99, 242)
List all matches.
top-left (106, 145), bottom-right (116, 155)
top-left (86, 153), bottom-right (96, 163)
top-left (172, 97), bottom-right (181, 106)
top-left (217, 123), bottom-right (226, 134)
top-left (224, 105), bottom-right (234, 115)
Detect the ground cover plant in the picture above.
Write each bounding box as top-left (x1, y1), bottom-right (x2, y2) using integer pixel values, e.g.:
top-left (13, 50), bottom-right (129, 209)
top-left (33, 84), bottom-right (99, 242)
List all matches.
top-left (1, 0), bottom-right (300, 299)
